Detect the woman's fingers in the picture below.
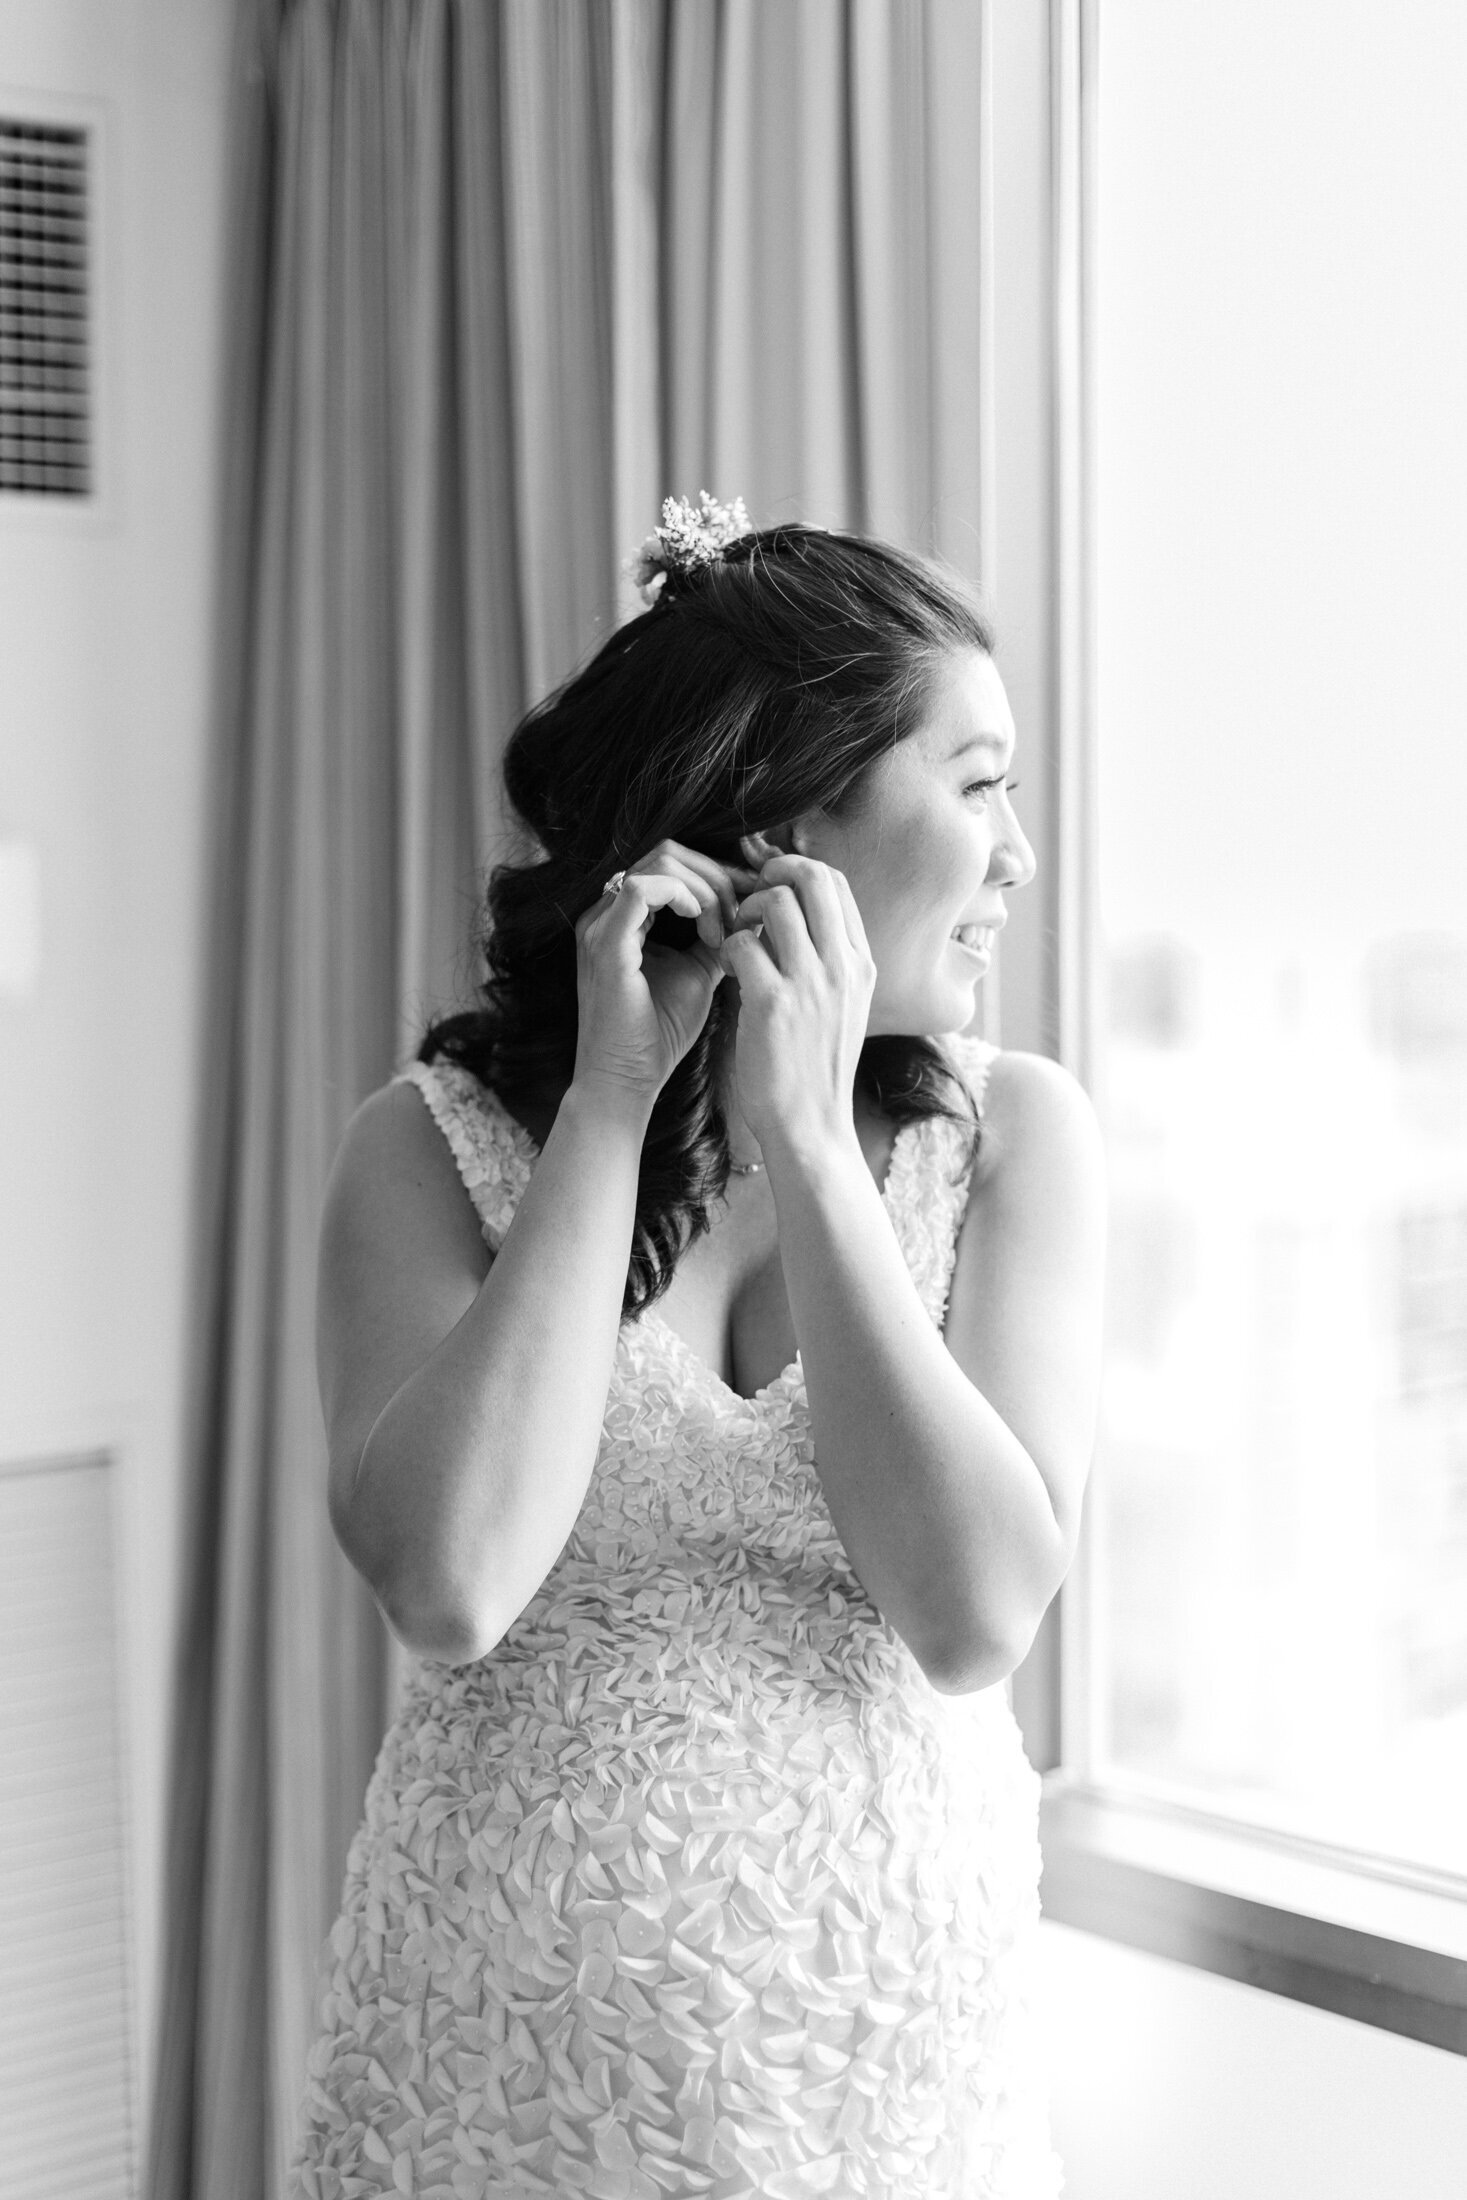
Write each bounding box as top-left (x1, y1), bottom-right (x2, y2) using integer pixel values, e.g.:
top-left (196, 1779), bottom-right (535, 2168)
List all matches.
top-left (717, 922), bottom-right (780, 995)
top-left (739, 853), bottom-right (857, 964)
top-left (597, 863), bottom-right (711, 949)
top-left (595, 841), bottom-right (758, 949)
top-left (582, 840), bottom-right (865, 975)
top-left (728, 883), bottom-right (813, 975)
top-left (672, 846), bottom-right (760, 938)
top-left (586, 869), bottom-right (703, 954)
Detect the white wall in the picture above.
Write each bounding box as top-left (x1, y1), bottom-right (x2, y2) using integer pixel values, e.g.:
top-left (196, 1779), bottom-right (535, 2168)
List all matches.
top-left (1036, 1921), bottom-right (1467, 2200)
top-left (0, 0), bottom-right (230, 2149)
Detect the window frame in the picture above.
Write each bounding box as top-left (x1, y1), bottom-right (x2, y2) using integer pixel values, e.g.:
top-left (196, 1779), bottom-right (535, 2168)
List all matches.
top-left (1014, 0), bottom-right (1467, 2055)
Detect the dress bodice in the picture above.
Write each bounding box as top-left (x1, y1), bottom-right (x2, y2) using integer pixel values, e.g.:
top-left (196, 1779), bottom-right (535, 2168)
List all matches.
top-left (392, 1036), bottom-right (1000, 1701)
top-left (397, 1035), bottom-right (995, 1329)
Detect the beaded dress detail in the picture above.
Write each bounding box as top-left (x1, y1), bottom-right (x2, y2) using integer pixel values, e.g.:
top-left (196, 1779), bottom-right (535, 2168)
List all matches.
top-left (288, 1033), bottom-right (1062, 2200)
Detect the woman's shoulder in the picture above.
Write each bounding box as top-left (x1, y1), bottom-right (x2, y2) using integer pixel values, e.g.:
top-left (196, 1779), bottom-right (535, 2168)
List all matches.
top-left (319, 1076), bottom-right (495, 1316)
top-left (326, 1061), bottom-right (533, 1257)
top-left (400, 1058), bottom-right (543, 1192)
top-left (966, 1046), bottom-right (1104, 1193)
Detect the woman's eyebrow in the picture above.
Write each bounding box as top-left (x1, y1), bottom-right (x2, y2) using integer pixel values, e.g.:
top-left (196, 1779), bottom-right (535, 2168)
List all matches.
top-left (946, 731), bottom-right (1011, 761)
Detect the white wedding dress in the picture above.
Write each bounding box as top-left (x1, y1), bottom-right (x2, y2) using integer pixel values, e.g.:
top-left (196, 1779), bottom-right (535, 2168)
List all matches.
top-left (288, 1031), bottom-right (1062, 2199)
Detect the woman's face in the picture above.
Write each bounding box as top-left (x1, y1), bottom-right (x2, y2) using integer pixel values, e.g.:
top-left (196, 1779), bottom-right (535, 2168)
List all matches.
top-left (798, 648), bottom-right (1035, 1037)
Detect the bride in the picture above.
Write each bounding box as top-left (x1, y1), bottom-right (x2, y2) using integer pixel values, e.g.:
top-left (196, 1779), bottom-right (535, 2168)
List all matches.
top-left (290, 499), bottom-right (1106, 2199)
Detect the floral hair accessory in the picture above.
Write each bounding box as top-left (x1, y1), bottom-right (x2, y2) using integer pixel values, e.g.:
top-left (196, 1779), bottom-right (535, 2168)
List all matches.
top-left (626, 491), bottom-right (754, 607)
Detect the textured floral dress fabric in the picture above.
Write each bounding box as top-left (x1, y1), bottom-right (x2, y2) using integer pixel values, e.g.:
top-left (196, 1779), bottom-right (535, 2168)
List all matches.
top-left (288, 1035), bottom-right (1062, 2200)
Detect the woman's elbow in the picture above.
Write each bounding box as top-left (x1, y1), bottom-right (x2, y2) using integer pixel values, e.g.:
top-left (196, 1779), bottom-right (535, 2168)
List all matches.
top-left (929, 1579), bottom-right (1066, 1697)
top-left (373, 1538), bottom-right (509, 1665)
top-left (379, 1580), bottom-right (499, 1668)
top-left (330, 1486), bottom-right (500, 1668)
top-left (928, 1628), bottom-right (1033, 1689)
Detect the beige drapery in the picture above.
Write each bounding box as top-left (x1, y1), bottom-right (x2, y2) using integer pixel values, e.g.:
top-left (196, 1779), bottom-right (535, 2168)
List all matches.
top-left (149, 5), bottom-right (990, 2194)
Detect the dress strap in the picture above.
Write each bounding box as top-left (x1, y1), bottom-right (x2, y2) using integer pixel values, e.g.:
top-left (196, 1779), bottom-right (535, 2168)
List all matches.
top-left (943, 1029), bottom-right (1001, 1118)
top-left (882, 1033), bottom-right (1000, 1330)
top-left (398, 1039), bottom-right (998, 1300)
top-left (393, 1058), bottom-right (536, 1253)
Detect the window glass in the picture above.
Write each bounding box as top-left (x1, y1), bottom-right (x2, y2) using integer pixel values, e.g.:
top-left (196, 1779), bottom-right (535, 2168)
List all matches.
top-left (1092, 0), bottom-right (1467, 1877)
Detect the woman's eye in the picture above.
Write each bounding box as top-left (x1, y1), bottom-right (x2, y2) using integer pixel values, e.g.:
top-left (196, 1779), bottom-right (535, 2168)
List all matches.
top-left (964, 777), bottom-right (1020, 802)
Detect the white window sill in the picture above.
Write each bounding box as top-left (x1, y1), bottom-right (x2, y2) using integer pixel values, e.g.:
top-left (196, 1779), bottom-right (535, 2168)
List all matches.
top-left (1040, 1776), bottom-right (1467, 2054)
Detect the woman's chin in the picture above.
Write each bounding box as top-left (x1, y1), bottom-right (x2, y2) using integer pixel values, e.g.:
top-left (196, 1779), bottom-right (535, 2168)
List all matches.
top-left (867, 979), bottom-right (983, 1040)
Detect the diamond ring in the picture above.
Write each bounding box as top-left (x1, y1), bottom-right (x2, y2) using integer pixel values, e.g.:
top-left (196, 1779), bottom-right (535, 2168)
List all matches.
top-left (603, 870), bottom-right (627, 897)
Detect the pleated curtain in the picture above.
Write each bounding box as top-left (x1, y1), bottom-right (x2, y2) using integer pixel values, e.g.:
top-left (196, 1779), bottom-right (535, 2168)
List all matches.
top-left (149, 5), bottom-right (991, 2195)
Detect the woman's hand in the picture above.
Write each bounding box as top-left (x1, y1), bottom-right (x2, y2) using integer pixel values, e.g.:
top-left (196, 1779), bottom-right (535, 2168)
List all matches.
top-left (719, 846), bottom-right (877, 1160)
top-left (572, 840), bottom-right (758, 1105)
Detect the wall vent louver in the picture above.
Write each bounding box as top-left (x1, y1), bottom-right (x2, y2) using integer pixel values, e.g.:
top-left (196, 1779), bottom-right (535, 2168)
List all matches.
top-left (0, 1452), bottom-right (135, 2196)
top-left (0, 117), bottom-right (90, 496)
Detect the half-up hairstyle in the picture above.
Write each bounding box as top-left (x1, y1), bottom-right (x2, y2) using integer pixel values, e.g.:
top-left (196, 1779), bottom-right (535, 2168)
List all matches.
top-left (421, 524), bottom-right (995, 1317)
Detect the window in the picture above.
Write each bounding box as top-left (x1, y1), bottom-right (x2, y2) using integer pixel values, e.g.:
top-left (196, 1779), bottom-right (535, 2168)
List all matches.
top-left (1037, 0), bottom-right (1467, 2049)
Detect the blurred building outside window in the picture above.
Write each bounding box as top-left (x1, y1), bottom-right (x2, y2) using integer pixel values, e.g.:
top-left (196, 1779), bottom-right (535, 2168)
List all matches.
top-left (1086, 0), bottom-right (1467, 1890)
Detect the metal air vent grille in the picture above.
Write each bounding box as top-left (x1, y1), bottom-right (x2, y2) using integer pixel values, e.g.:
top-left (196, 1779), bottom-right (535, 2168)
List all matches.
top-left (0, 117), bottom-right (90, 496)
top-left (0, 1450), bottom-right (135, 2194)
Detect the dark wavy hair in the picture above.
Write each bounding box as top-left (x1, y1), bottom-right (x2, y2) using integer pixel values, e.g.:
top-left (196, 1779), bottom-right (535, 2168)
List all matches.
top-left (420, 523), bottom-right (995, 1317)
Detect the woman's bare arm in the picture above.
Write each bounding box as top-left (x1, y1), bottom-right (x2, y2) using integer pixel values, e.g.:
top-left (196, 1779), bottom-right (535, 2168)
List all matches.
top-left (317, 839), bottom-right (748, 1666)
top-left (770, 1049), bottom-right (1106, 1693)
top-left (721, 849), bottom-right (1107, 1695)
top-left (318, 1073), bottom-right (652, 1664)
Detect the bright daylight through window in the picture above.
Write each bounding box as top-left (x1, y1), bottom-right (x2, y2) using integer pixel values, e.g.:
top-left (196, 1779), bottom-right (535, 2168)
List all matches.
top-left (1088, 0), bottom-right (1467, 1883)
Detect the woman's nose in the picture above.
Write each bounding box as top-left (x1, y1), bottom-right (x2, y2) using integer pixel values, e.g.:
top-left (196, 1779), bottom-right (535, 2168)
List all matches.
top-left (989, 815), bottom-right (1037, 891)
